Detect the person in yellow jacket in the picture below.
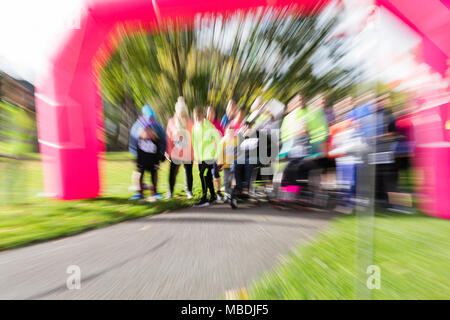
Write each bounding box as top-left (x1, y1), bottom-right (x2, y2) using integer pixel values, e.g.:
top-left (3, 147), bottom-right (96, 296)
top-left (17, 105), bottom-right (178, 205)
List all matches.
top-left (217, 126), bottom-right (238, 202)
top-left (192, 107), bottom-right (222, 207)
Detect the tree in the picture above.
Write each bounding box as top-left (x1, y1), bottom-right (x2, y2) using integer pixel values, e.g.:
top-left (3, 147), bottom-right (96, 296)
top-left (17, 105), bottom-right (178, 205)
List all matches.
top-left (100, 4), bottom-right (356, 150)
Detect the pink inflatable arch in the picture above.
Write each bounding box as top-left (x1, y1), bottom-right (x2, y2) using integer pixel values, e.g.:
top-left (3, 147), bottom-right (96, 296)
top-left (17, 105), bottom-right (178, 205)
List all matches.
top-left (34, 0), bottom-right (330, 200)
top-left (35, 0), bottom-right (449, 207)
top-left (376, 0), bottom-right (450, 220)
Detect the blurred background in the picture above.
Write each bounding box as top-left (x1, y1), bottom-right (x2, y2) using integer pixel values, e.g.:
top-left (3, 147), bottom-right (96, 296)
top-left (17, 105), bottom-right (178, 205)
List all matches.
top-left (0, 0), bottom-right (448, 300)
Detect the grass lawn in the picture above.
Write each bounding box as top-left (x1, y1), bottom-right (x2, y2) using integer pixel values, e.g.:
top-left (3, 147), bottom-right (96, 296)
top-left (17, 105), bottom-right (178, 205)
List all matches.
top-left (0, 154), bottom-right (202, 251)
top-left (249, 212), bottom-right (450, 299)
top-left (1, 152), bottom-right (449, 299)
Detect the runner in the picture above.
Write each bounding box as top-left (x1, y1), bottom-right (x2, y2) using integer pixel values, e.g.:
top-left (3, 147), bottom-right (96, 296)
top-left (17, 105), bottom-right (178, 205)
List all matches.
top-left (166, 97), bottom-right (194, 199)
top-left (129, 104), bottom-right (166, 200)
top-left (192, 107), bottom-right (222, 207)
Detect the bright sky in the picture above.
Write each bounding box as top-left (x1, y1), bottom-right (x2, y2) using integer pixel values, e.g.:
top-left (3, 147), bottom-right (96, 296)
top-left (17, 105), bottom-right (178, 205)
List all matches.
top-left (0, 0), bottom-right (423, 86)
top-left (0, 0), bottom-right (83, 82)
top-left (339, 0), bottom-right (422, 82)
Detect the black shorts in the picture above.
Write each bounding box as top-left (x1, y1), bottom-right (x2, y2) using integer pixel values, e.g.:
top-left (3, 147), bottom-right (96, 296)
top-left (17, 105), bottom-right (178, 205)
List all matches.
top-left (282, 158), bottom-right (317, 186)
top-left (136, 159), bottom-right (158, 175)
top-left (314, 157), bottom-right (336, 170)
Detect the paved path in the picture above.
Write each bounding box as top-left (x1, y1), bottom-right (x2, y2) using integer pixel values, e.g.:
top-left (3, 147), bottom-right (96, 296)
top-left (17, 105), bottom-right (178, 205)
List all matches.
top-left (0, 204), bottom-right (336, 299)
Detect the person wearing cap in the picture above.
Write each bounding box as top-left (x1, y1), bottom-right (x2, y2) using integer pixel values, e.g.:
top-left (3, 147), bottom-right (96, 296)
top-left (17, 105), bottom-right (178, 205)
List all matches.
top-left (165, 97), bottom-right (194, 199)
top-left (128, 104), bottom-right (166, 202)
top-left (129, 104), bottom-right (166, 159)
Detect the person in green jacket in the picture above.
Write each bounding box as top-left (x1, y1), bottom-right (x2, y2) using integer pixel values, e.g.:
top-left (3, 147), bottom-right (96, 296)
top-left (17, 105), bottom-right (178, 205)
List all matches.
top-left (192, 107), bottom-right (222, 207)
top-left (279, 94), bottom-right (307, 159)
top-left (279, 93), bottom-right (329, 159)
top-left (304, 94), bottom-right (329, 157)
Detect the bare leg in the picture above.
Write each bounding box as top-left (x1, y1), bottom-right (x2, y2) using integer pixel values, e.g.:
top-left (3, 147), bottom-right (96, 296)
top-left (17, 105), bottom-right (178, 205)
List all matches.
top-left (214, 178), bottom-right (221, 195)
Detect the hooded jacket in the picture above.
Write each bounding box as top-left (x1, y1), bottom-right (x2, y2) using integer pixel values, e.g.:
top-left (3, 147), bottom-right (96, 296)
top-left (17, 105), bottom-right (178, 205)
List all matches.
top-left (191, 119), bottom-right (222, 163)
top-left (166, 116), bottom-right (194, 162)
top-left (280, 107), bottom-right (305, 144)
top-left (166, 97), bottom-right (194, 162)
top-left (129, 104), bottom-right (166, 160)
top-left (305, 106), bottom-right (329, 144)
top-left (209, 117), bottom-right (224, 136)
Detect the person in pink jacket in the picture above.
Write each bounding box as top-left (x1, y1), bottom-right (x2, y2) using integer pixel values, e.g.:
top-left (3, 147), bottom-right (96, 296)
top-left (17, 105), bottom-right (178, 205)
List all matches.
top-left (207, 106), bottom-right (225, 135)
top-left (166, 97), bottom-right (194, 199)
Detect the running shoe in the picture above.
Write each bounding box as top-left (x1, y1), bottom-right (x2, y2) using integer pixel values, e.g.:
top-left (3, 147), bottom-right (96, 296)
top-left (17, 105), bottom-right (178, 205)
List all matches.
top-left (209, 195), bottom-right (217, 205)
top-left (144, 196), bottom-right (157, 203)
top-left (195, 198), bottom-right (210, 207)
top-left (129, 193), bottom-right (143, 200)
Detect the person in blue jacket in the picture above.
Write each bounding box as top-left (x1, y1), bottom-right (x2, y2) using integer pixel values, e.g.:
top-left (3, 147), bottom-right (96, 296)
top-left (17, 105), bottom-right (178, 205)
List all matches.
top-left (129, 104), bottom-right (166, 200)
top-left (129, 104), bottom-right (166, 158)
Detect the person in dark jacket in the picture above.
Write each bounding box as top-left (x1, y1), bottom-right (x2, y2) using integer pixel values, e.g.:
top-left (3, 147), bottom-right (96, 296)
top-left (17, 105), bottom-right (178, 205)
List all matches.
top-left (129, 104), bottom-right (166, 200)
top-left (129, 104), bottom-right (166, 159)
top-left (135, 125), bottom-right (163, 202)
top-left (373, 94), bottom-right (400, 209)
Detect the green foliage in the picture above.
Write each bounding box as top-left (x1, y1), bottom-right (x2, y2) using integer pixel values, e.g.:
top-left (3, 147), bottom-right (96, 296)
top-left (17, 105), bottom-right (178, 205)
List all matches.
top-left (250, 213), bottom-right (450, 299)
top-left (350, 81), bottom-right (409, 111)
top-left (0, 101), bottom-right (35, 156)
top-left (0, 157), bottom-right (198, 250)
top-left (100, 5), bottom-right (356, 133)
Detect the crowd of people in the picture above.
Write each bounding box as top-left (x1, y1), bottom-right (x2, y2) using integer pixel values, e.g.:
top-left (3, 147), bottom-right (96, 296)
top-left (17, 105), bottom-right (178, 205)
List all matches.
top-left (128, 91), bottom-right (415, 213)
